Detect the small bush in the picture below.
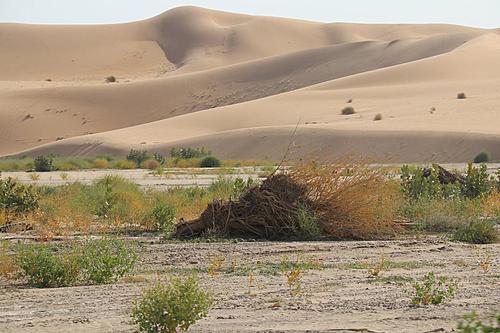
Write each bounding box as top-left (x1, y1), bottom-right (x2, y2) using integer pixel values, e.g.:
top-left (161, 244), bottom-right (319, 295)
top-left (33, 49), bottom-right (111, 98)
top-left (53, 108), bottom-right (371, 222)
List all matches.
top-left (295, 205), bottom-right (321, 240)
top-left (462, 163), bottom-right (490, 199)
top-left (457, 92), bottom-right (467, 99)
top-left (105, 76), bottom-right (116, 83)
top-left (132, 275), bottom-right (213, 333)
top-left (78, 238), bottom-right (137, 285)
top-left (153, 153), bottom-right (166, 166)
top-left (143, 159), bottom-right (160, 170)
top-left (453, 219), bottom-right (498, 244)
top-left (94, 158), bottom-right (110, 169)
top-left (473, 151), bottom-right (490, 163)
top-left (34, 155), bottom-right (54, 172)
top-left (422, 213), bottom-right (464, 233)
top-left (341, 106), bottom-right (356, 115)
top-left (15, 243), bottom-right (80, 288)
top-left (149, 201), bottom-right (176, 235)
top-left (0, 177), bottom-right (39, 215)
top-left (373, 113), bottom-right (383, 121)
top-left (410, 272), bottom-right (456, 306)
top-left (200, 156), bottom-right (221, 168)
top-left (127, 150), bottom-right (149, 168)
top-left (457, 312), bottom-right (500, 333)
top-left (401, 165), bottom-right (442, 201)
top-left (170, 147), bottom-right (211, 160)
top-left (113, 160), bottom-right (137, 169)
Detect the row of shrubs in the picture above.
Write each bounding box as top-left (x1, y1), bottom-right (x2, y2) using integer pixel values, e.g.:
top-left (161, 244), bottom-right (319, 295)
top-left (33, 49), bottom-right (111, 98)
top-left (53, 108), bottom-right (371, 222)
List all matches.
top-left (3, 238), bottom-right (136, 288)
top-left (400, 163), bottom-right (499, 244)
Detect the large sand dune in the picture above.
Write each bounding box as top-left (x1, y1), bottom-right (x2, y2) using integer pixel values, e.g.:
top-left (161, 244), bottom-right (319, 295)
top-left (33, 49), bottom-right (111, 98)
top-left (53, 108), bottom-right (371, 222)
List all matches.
top-left (1, 6), bottom-right (498, 162)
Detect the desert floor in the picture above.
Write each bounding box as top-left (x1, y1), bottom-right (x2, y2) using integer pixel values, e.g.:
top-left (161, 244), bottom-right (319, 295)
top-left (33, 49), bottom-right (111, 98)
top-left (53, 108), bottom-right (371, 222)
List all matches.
top-left (1, 236), bottom-right (498, 333)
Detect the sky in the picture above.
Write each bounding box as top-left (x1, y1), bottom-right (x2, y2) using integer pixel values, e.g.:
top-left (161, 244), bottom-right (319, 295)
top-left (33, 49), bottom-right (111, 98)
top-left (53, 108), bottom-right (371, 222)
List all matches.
top-left (0, 0), bottom-right (499, 28)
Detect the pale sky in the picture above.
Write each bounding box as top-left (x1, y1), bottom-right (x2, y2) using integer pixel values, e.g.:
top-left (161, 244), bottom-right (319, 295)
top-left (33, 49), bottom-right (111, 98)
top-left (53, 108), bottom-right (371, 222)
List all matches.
top-left (0, 0), bottom-right (499, 28)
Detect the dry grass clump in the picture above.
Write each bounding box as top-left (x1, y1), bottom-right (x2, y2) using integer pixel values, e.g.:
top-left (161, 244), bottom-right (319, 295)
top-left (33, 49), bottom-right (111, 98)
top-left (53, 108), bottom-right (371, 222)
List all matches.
top-left (373, 113), bottom-right (383, 121)
top-left (176, 161), bottom-right (401, 240)
top-left (289, 162), bottom-right (402, 240)
top-left (341, 106), bottom-right (356, 115)
top-left (93, 158), bottom-right (109, 169)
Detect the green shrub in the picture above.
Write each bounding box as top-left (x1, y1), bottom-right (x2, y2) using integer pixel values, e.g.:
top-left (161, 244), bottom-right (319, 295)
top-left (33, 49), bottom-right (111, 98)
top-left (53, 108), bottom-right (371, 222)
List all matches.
top-left (149, 201), bottom-right (176, 235)
top-left (409, 272), bottom-right (456, 306)
top-left (341, 106), bottom-right (356, 115)
top-left (473, 151), bottom-right (490, 164)
top-left (457, 312), bottom-right (500, 333)
top-left (78, 238), bottom-right (137, 285)
top-left (127, 150), bottom-right (149, 168)
top-left (153, 153), bottom-right (166, 166)
top-left (34, 155), bottom-right (54, 172)
top-left (15, 243), bottom-right (79, 288)
top-left (132, 275), bottom-right (213, 333)
top-left (462, 163), bottom-right (490, 199)
top-left (0, 177), bottom-right (39, 215)
top-left (453, 219), bottom-right (498, 244)
top-left (401, 165), bottom-right (441, 201)
top-left (170, 147), bottom-right (211, 160)
top-left (200, 156), bottom-right (221, 168)
top-left (296, 205), bottom-right (321, 240)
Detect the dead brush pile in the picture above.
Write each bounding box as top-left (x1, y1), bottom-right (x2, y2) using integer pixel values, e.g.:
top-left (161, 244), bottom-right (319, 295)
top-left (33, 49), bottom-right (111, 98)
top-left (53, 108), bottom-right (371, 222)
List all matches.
top-left (176, 162), bottom-right (402, 240)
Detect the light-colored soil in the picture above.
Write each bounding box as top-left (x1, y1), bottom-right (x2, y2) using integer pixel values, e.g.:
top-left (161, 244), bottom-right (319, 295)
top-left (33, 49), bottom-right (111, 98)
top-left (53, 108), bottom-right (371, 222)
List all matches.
top-left (1, 236), bottom-right (498, 333)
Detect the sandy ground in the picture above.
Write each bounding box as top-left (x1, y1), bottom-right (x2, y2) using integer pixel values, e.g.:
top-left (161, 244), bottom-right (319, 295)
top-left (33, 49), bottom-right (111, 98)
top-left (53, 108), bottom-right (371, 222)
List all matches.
top-left (0, 236), bottom-right (498, 333)
top-left (1, 6), bottom-right (499, 161)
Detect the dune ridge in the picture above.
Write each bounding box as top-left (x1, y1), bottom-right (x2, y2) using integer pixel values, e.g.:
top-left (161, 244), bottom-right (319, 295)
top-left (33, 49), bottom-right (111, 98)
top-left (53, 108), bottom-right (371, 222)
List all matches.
top-left (1, 6), bottom-right (499, 162)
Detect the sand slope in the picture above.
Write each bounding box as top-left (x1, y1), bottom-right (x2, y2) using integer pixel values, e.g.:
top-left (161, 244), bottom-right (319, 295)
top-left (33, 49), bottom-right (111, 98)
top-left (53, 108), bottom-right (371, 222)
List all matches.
top-left (1, 6), bottom-right (499, 162)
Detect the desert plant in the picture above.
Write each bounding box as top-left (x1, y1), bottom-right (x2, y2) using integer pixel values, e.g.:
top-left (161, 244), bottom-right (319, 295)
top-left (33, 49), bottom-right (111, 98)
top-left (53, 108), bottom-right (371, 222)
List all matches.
top-left (33, 155), bottom-right (54, 172)
top-left (132, 275), bottom-right (213, 333)
top-left (170, 147), bottom-right (211, 160)
top-left (473, 151), bottom-right (490, 164)
top-left (15, 243), bottom-right (80, 288)
top-left (143, 159), bottom-right (161, 170)
top-left (126, 150), bottom-right (149, 168)
top-left (153, 153), bottom-right (166, 166)
top-left (341, 106), bottom-right (356, 115)
top-left (295, 205), bottom-right (321, 240)
top-left (457, 92), bottom-right (467, 99)
top-left (78, 238), bottom-right (137, 285)
top-left (462, 163), bottom-right (490, 199)
top-left (105, 75), bottom-right (116, 83)
top-left (373, 113), bottom-right (383, 121)
top-left (409, 272), bottom-right (456, 306)
top-left (149, 201), bottom-right (176, 235)
top-left (453, 219), bottom-right (498, 244)
top-left (94, 158), bottom-right (110, 169)
top-left (457, 312), bottom-right (500, 332)
top-left (400, 165), bottom-right (442, 201)
top-left (0, 177), bottom-right (39, 215)
top-left (200, 156), bottom-right (221, 168)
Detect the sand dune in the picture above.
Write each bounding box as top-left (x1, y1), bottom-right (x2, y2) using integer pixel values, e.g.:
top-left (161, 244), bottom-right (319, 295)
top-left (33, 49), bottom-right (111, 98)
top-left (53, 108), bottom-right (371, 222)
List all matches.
top-left (1, 6), bottom-right (499, 162)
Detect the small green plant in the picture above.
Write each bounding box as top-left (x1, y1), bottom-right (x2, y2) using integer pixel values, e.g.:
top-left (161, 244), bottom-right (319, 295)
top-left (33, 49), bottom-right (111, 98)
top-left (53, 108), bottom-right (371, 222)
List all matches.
top-left (170, 147), bottom-right (211, 160)
top-left (149, 201), bottom-right (176, 236)
top-left (95, 176), bottom-right (118, 218)
top-left (341, 106), bottom-right (356, 115)
top-left (0, 177), bottom-right (39, 216)
top-left (462, 163), bottom-right (490, 199)
top-left (132, 275), bottom-right (213, 333)
top-left (473, 151), bottom-right (490, 163)
top-left (453, 219), bottom-right (498, 244)
top-left (15, 243), bottom-right (80, 288)
top-left (126, 149), bottom-right (149, 168)
top-left (457, 312), bottom-right (500, 332)
top-left (200, 156), bottom-right (221, 168)
top-left (409, 272), bottom-right (456, 306)
top-left (33, 155), bottom-right (54, 172)
top-left (295, 205), bottom-right (321, 240)
top-left (373, 113), bottom-right (383, 121)
top-left (401, 165), bottom-right (442, 201)
top-left (78, 238), bottom-right (137, 285)
top-left (153, 153), bottom-right (166, 166)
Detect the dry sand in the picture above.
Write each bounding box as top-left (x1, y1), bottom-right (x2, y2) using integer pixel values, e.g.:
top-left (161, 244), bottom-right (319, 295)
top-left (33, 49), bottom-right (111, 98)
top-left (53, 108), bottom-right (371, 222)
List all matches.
top-left (1, 6), bottom-right (499, 161)
top-left (0, 236), bottom-right (498, 332)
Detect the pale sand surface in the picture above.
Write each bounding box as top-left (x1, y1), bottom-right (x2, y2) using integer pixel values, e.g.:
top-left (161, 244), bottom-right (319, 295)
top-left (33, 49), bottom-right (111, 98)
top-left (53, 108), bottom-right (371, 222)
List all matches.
top-left (1, 6), bottom-right (499, 161)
